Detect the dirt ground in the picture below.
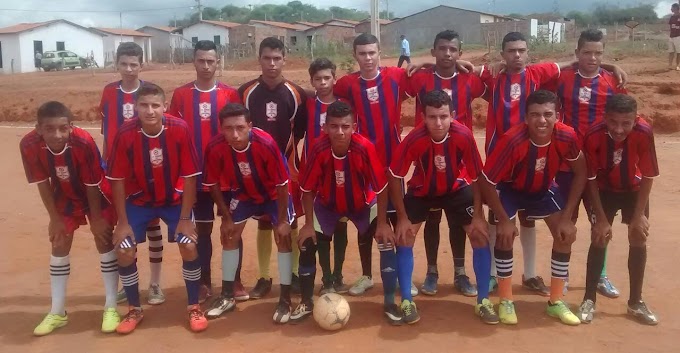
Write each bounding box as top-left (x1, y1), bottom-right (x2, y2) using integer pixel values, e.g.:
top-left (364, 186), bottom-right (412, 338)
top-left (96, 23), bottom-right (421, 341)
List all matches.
top-left (1, 52), bottom-right (680, 353)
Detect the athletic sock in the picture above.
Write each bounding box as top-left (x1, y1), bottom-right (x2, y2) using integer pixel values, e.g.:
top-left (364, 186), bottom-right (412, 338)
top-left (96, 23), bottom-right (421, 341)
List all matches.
top-left (550, 251), bottom-right (570, 303)
top-left (221, 249), bottom-right (240, 297)
top-left (423, 210), bottom-right (441, 268)
top-left (182, 258), bottom-right (201, 305)
top-left (197, 226), bottom-right (213, 287)
top-left (489, 223), bottom-right (497, 276)
top-left (333, 222), bottom-right (348, 280)
top-left (277, 251), bottom-right (292, 286)
top-left (600, 246), bottom-right (609, 277)
top-left (299, 238), bottom-right (317, 303)
top-left (472, 247), bottom-right (492, 304)
top-left (585, 245), bottom-right (606, 303)
top-left (396, 246), bottom-right (414, 302)
top-left (49, 255), bottom-right (70, 315)
top-left (495, 248), bottom-right (513, 300)
top-left (519, 226), bottom-right (537, 279)
top-left (291, 227), bottom-right (300, 276)
top-left (147, 224), bottom-right (163, 285)
top-left (379, 244), bottom-right (398, 305)
top-left (256, 228), bottom-right (273, 279)
top-left (628, 245), bottom-right (647, 305)
top-left (358, 233), bottom-right (373, 278)
top-left (318, 236), bottom-right (333, 283)
top-left (235, 238), bottom-right (243, 282)
top-left (119, 262), bottom-right (141, 308)
top-left (452, 225), bottom-right (466, 275)
top-left (100, 251), bottom-right (119, 309)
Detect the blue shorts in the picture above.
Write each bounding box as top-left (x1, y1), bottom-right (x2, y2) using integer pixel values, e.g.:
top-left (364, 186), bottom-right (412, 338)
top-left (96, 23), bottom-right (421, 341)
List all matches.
top-left (497, 183), bottom-right (564, 221)
top-left (126, 201), bottom-right (193, 243)
top-left (194, 190), bottom-right (231, 222)
top-left (230, 198), bottom-right (295, 225)
top-left (314, 199), bottom-right (376, 237)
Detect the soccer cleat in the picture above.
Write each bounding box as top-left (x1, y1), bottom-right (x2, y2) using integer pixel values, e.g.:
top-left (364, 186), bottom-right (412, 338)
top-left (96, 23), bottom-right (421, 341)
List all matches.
top-left (101, 308), bottom-right (121, 333)
top-left (249, 277), bottom-right (273, 299)
top-left (383, 303), bottom-right (403, 326)
top-left (349, 275), bottom-right (374, 296)
top-left (522, 275), bottom-right (550, 297)
top-left (319, 280), bottom-right (336, 295)
top-left (291, 274), bottom-right (301, 295)
top-left (420, 272), bottom-right (439, 295)
top-left (290, 301), bottom-right (314, 322)
top-left (116, 288), bottom-right (127, 304)
top-left (234, 280), bottom-right (250, 301)
top-left (475, 298), bottom-right (500, 325)
top-left (401, 300), bottom-right (420, 324)
top-left (547, 300), bottom-right (581, 326)
top-left (454, 275), bottom-right (478, 297)
top-left (333, 277), bottom-right (350, 294)
top-left (147, 283), bottom-right (166, 305)
top-left (198, 284), bottom-right (212, 304)
top-left (273, 299), bottom-right (291, 324)
top-left (627, 301), bottom-right (659, 326)
top-left (410, 282), bottom-right (419, 297)
top-left (205, 295), bottom-right (236, 319)
top-left (188, 305), bottom-right (208, 332)
top-left (33, 313), bottom-right (68, 336)
top-left (116, 307), bottom-right (143, 334)
top-left (597, 276), bottom-right (620, 298)
top-left (498, 300), bottom-right (518, 325)
top-left (578, 299), bottom-right (596, 324)
top-left (489, 276), bottom-right (498, 294)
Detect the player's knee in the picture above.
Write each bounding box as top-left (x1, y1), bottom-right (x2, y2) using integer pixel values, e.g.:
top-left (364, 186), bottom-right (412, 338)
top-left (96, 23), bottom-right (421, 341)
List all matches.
top-left (426, 210), bottom-right (442, 223)
top-left (196, 222), bottom-right (213, 237)
top-left (116, 247), bottom-right (136, 265)
top-left (519, 219), bottom-right (535, 228)
top-left (93, 237), bottom-right (114, 254)
top-left (628, 229), bottom-right (647, 247)
top-left (178, 242), bottom-right (198, 258)
top-left (51, 244), bottom-right (71, 257)
top-left (552, 240), bottom-right (572, 253)
top-left (276, 237), bottom-right (292, 252)
top-left (469, 235), bottom-right (488, 249)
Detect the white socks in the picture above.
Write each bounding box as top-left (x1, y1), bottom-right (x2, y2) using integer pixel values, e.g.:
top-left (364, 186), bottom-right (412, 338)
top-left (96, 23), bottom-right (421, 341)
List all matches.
top-left (520, 226), bottom-right (537, 279)
top-left (100, 251), bottom-right (119, 309)
top-left (49, 255), bottom-right (70, 315)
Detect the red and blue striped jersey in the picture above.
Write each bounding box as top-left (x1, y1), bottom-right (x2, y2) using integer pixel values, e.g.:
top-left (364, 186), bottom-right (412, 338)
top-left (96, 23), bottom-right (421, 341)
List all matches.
top-left (406, 68), bottom-right (486, 128)
top-left (20, 127), bottom-right (110, 217)
top-left (584, 119), bottom-right (659, 192)
top-left (390, 121), bottom-right (483, 197)
top-left (203, 128), bottom-right (289, 204)
top-left (481, 63), bottom-right (560, 154)
top-left (168, 81), bottom-right (241, 191)
top-left (106, 116), bottom-right (200, 207)
top-left (334, 67), bottom-right (407, 167)
top-left (100, 80), bottom-right (147, 159)
top-left (302, 96), bottom-right (346, 160)
top-left (483, 122), bottom-right (581, 194)
top-left (300, 133), bottom-right (387, 214)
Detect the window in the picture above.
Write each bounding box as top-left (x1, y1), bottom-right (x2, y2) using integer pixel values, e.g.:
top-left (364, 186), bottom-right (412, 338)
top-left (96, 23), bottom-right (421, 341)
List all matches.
top-left (279, 36), bottom-right (285, 42)
top-left (290, 36), bottom-right (297, 46)
top-left (67, 52), bottom-right (77, 57)
top-left (56, 41), bottom-right (65, 51)
top-left (213, 35), bottom-right (221, 46)
top-left (192, 37), bottom-right (198, 46)
top-left (44, 52), bottom-right (55, 58)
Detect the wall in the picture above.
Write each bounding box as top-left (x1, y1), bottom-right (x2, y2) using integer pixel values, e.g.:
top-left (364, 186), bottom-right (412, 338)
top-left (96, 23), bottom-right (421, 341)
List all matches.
top-left (480, 20), bottom-right (532, 49)
top-left (139, 27), bottom-right (171, 62)
top-left (181, 22), bottom-right (230, 48)
top-left (103, 35), bottom-right (134, 65)
top-left (0, 34), bottom-right (21, 74)
top-left (304, 24), bottom-right (354, 52)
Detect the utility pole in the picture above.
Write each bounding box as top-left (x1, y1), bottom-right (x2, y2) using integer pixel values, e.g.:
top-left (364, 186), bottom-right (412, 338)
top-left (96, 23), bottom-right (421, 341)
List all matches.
top-left (196, 0), bottom-right (203, 21)
top-left (385, 0), bottom-right (389, 20)
top-left (370, 0), bottom-right (380, 42)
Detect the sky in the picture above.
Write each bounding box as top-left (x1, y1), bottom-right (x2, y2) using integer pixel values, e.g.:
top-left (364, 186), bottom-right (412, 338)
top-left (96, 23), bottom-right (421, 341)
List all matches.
top-left (0, 0), bottom-right (676, 29)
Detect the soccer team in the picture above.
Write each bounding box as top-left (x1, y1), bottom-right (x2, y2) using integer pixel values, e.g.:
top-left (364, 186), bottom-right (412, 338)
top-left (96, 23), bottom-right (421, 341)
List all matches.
top-left (21, 27), bottom-right (660, 336)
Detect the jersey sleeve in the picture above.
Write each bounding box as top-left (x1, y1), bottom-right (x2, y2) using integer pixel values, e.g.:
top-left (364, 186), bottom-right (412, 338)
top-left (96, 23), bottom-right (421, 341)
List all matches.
top-left (479, 65), bottom-right (495, 89)
top-left (559, 126), bottom-right (582, 161)
top-left (404, 72), bottom-right (419, 98)
top-left (469, 74), bottom-right (487, 99)
top-left (268, 142), bottom-right (290, 187)
top-left (638, 130), bottom-right (660, 179)
top-left (167, 89), bottom-right (183, 118)
top-left (202, 142), bottom-right (223, 186)
top-left (530, 62), bottom-right (561, 86)
top-left (583, 133), bottom-right (600, 180)
top-left (19, 140), bottom-right (49, 184)
top-left (178, 126), bottom-right (201, 178)
top-left (364, 142), bottom-right (388, 193)
top-left (106, 131), bottom-right (130, 180)
top-left (482, 135), bottom-right (516, 185)
top-left (292, 85), bottom-right (308, 141)
top-left (333, 75), bottom-right (351, 100)
top-left (299, 146), bottom-right (322, 193)
top-left (460, 129), bottom-right (484, 181)
top-left (78, 134), bottom-right (105, 186)
top-left (388, 133), bottom-right (416, 179)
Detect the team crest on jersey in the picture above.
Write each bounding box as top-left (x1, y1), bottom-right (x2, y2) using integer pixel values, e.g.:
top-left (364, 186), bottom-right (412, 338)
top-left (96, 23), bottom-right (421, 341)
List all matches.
top-left (443, 88), bottom-right (453, 99)
top-left (335, 170), bottom-right (345, 186)
top-left (466, 206), bottom-right (475, 217)
top-left (55, 166), bottom-right (70, 180)
top-left (535, 157), bottom-right (547, 172)
top-left (149, 148), bottom-right (163, 167)
top-left (238, 162), bottom-right (252, 176)
top-left (366, 86), bottom-right (380, 103)
top-left (510, 83), bottom-right (521, 101)
top-left (434, 155), bottom-right (447, 171)
top-left (613, 148), bottom-right (623, 165)
top-left (122, 103), bottom-right (135, 119)
top-left (319, 112), bottom-right (327, 128)
top-left (199, 102), bottom-right (212, 120)
top-left (266, 102), bottom-right (278, 121)
top-left (579, 86), bottom-right (592, 104)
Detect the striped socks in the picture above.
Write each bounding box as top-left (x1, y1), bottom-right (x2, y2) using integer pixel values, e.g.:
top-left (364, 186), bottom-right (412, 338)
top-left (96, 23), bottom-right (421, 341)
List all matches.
top-left (147, 225), bottom-right (163, 286)
top-left (49, 255), bottom-right (70, 315)
top-left (119, 263), bottom-right (141, 308)
top-left (183, 258), bottom-right (201, 305)
top-left (550, 251), bottom-right (570, 303)
top-left (495, 249), bottom-right (514, 300)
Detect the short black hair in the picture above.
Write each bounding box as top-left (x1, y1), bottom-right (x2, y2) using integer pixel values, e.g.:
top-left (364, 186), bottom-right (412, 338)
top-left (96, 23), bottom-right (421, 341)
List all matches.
top-left (308, 58), bottom-right (336, 78)
top-left (502, 32), bottom-right (526, 50)
top-left (433, 30), bottom-right (461, 50)
top-left (525, 90), bottom-right (557, 113)
top-left (673, 3), bottom-right (679, 10)
top-left (421, 90), bottom-right (452, 114)
top-left (259, 37), bottom-right (285, 57)
top-left (353, 33), bottom-right (379, 52)
top-left (605, 94), bottom-right (637, 115)
top-left (577, 29), bottom-right (605, 50)
top-left (326, 101), bottom-right (354, 121)
top-left (219, 103), bottom-right (251, 123)
top-left (116, 42), bottom-right (143, 63)
top-left (137, 83), bottom-right (166, 101)
top-left (194, 39), bottom-right (217, 54)
top-left (37, 101), bottom-right (73, 124)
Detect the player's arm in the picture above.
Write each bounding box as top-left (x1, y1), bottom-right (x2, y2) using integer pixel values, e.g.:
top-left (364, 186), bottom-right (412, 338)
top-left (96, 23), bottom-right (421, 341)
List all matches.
top-left (36, 181), bottom-right (68, 243)
top-left (275, 184), bottom-right (292, 244)
top-left (629, 132), bottom-right (659, 238)
top-left (564, 152), bottom-right (587, 220)
top-left (387, 139), bottom-right (415, 243)
top-left (298, 190), bottom-right (316, 247)
top-left (177, 176), bottom-right (198, 242)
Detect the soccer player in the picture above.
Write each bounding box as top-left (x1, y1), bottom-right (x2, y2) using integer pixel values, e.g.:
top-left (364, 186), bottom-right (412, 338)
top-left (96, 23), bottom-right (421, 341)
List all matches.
top-left (238, 37), bottom-right (307, 299)
top-left (100, 42), bottom-right (164, 304)
top-left (668, 3), bottom-right (680, 71)
top-left (389, 90), bottom-right (494, 324)
top-left (578, 94), bottom-right (659, 325)
top-left (480, 90), bottom-right (586, 326)
top-left (107, 84), bottom-right (207, 334)
top-left (202, 103), bottom-right (295, 323)
top-left (168, 40), bottom-right (245, 304)
top-left (553, 29), bottom-right (627, 298)
top-left (21, 102), bottom-right (120, 336)
top-left (294, 101), bottom-right (402, 325)
top-left (406, 30), bottom-right (487, 296)
top-left (302, 58), bottom-right (350, 294)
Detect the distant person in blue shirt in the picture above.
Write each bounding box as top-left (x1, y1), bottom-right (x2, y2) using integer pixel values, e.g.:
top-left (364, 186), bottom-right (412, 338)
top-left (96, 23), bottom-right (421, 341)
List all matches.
top-left (398, 35), bottom-right (411, 68)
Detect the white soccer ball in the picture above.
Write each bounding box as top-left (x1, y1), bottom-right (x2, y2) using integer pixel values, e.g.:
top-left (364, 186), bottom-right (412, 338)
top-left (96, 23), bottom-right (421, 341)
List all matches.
top-left (313, 293), bottom-right (351, 331)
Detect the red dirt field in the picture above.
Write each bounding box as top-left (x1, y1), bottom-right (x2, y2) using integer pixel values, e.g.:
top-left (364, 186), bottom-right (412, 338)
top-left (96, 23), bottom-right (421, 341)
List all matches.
top-left (1, 52), bottom-right (679, 353)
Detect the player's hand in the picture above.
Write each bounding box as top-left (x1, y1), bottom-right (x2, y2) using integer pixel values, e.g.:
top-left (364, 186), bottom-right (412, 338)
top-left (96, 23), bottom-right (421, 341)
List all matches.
top-left (395, 218), bottom-right (415, 246)
top-left (466, 215), bottom-right (489, 248)
top-left (275, 222), bottom-right (292, 246)
top-left (557, 218), bottom-right (577, 245)
top-left (496, 219), bottom-right (518, 250)
top-left (406, 63), bottom-right (421, 76)
top-left (456, 60), bottom-right (474, 74)
top-left (297, 223), bottom-right (317, 249)
top-left (113, 222), bottom-right (134, 248)
top-left (374, 222), bottom-right (397, 248)
top-left (176, 219), bottom-right (197, 243)
top-left (612, 65), bottom-right (628, 89)
top-left (90, 216), bottom-right (113, 244)
top-left (48, 217), bottom-right (68, 244)
top-left (491, 61), bottom-right (507, 77)
top-left (629, 215), bottom-right (650, 239)
top-left (591, 218), bottom-right (612, 247)
top-left (220, 216), bottom-right (236, 245)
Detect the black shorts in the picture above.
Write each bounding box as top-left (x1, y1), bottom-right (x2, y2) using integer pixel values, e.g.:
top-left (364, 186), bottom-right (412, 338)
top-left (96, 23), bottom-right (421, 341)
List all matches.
top-left (588, 190), bottom-right (649, 225)
top-left (194, 190), bottom-right (231, 222)
top-left (404, 187), bottom-right (474, 226)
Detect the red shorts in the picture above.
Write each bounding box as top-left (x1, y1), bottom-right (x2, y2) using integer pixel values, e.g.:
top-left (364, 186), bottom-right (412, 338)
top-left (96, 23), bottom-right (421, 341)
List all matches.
top-left (289, 181), bottom-right (304, 219)
top-left (63, 207), bottom-right (117, 234)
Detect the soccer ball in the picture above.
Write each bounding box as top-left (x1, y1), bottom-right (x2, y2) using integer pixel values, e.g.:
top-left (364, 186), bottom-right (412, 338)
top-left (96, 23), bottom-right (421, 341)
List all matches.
top-left (313, 293), bottom-right (350, 331)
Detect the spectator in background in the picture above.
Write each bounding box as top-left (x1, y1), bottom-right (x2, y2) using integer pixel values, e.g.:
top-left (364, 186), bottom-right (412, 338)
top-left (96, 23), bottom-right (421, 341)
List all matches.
top-left (398, 35), bottom-right (411, 68)
top-left (669, 3), bottom-right (680, 71)
top-left (35, 51), bottom-right (42, 71)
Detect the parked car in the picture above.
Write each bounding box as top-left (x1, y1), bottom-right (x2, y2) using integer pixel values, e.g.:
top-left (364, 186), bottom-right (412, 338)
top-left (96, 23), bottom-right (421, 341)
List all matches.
top-left (41, 51), bottom-right (88, 71)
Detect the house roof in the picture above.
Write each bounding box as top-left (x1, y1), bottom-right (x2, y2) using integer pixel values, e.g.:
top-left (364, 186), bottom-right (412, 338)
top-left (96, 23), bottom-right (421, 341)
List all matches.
top-left (137, 25), bottom-right (177, 33)
top-left (327, 19), bottom-right (360, 25)
top-left (391, 5), bottom-right (516, 23)
top-left (249, 20), bottom-right (305, 31)
top-left (294, 21), bottom-right (323, 28)
top-left (200, 20), bottom-right (241, 29)
top-left (93, 27), bottom-right (153, 37)
top-left (358, 18), bottom-right (393, 25)
top-left (0, 19), bottom-right (103, 35)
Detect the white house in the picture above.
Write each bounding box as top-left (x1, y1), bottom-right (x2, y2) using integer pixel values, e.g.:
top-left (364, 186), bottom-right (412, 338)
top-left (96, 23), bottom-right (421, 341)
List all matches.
top-left (92, 28), bottom-right (153, 65)
top-left (0, 19), bottom-right (104, 74)
top-left (177, 20), bottom-right (241, 49)
top-left (137, 25), bottom-right (179, 62)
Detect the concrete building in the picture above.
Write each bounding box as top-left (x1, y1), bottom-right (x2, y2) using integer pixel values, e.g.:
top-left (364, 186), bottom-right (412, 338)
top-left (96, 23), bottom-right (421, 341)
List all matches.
top-left (137, 25), bottom-right (178, 62)
top-left (0, 19), bottom-right (104, 74)
top-left (177, 20), bottom-right (241, 50)
top-left (92, 28), bottom-right (153, 65)
top-left (355, 19), bottom-right (392, 35)
top-left (304, 19), bottom-right (356, 50)
top-left (229, 20), bottom-right (307, 56)
top-left (293, 21), bottom-right (323, 31)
